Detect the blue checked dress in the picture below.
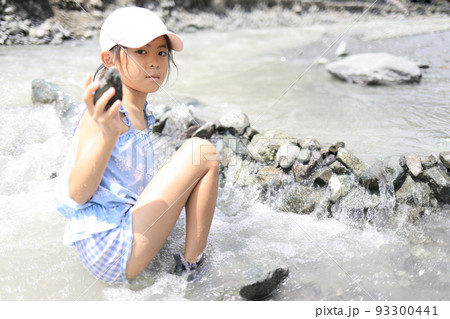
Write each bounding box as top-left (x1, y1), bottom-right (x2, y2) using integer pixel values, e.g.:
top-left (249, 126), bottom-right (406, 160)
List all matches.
top-left (56, 104), bottom-right (155, 283)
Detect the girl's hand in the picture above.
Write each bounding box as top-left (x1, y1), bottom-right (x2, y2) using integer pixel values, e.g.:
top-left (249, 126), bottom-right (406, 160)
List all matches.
top-left (82, 74), bottom-right (123, 137)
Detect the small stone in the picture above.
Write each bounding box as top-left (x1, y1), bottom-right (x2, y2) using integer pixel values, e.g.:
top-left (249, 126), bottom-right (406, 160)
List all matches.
top-left (405, 155), bottom-right (423, 177)
top-left (329, 174), bottom-right (353, 203)
top-left (218, 110), bottom-right (250, 136)
top-left (311, 167), bottom-right (333, 187)
top-left (257, 166), bottom-right (284, 188)
top-left (298, 136), bottom-right (321, 151)
top-left (337, 148), bottom-right (369, 176)
top-left (329, 160), bottom-right (348, 175)
top-left (276, 144), bottom-right (301, 169)
top-left (424, 167), bottom-right (450, 204)
top-left (421, 154), bottom-right (438, 168)
top-left (439, 151), bottom-right (450, 170)
top-left (297, 149), bottom-right (311, 164)
top-left (193, 121), bottom-right (216, 139)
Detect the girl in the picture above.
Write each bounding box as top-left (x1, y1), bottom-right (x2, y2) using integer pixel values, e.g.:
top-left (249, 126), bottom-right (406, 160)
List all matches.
top-left (57, 7), bottom-right (219, 284)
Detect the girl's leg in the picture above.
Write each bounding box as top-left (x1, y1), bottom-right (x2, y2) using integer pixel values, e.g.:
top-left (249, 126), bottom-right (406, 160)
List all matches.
top-left (125, 138), bottom-right (219, 280)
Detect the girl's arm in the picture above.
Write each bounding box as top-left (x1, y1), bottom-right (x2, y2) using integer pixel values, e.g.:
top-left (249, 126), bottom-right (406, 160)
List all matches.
top-left (68, 75), bottom-right (124, 205)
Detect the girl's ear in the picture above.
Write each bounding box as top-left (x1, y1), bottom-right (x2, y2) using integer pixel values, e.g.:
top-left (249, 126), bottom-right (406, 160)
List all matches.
top-left (100, 51), bottom-right (114, 68)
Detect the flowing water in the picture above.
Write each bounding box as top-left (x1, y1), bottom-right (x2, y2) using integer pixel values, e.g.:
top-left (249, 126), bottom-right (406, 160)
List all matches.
top-left (0, 15), bottom-right (449, 300)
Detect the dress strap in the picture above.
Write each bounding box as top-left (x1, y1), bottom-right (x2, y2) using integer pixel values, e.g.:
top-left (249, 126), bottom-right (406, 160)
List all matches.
top-left (118, 105), bottom-right (132, 129)
top-left (143, 101), bottom-right (156, 131)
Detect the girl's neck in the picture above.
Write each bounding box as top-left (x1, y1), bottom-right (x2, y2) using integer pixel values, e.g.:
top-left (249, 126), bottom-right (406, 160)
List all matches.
top-left (121, 89), bottom-right (148, 113)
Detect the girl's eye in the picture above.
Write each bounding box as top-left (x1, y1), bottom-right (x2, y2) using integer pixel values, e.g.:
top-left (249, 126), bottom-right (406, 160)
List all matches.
top-left (136, 50), bottom-right (147, 54)
top-left (159, 51), bottom-right (168, 56)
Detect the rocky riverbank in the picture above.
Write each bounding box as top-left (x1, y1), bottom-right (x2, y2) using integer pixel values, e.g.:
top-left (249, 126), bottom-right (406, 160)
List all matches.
top-left (33, 78), bottom-right (450, 228)
top-left (1, 0), bottom-right (449, 45)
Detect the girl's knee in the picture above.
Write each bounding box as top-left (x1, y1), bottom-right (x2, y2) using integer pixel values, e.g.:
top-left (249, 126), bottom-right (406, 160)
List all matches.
top-left (187, 138), bottom-right (219, 168)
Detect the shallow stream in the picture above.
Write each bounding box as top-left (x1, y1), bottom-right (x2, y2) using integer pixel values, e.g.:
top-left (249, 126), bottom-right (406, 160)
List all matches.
top-left (0, 15), bottom-right (449, 300)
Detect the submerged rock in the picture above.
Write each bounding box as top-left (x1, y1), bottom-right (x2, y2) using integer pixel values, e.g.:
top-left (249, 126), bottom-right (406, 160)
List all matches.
top-left (31, 78), bottom-right (77, 115)
top-left (326, 53), bottom-right (422, 85)
top-left (279, 184), bottom-right (321, 214)
top-left (239, 268), bottom-right (289, 301)
top-left (396, 175), bottom-right (433, 207)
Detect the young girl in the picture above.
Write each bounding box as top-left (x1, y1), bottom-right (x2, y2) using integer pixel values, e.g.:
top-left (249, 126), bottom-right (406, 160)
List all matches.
top-left (57, 7), bottom-right (219, 284)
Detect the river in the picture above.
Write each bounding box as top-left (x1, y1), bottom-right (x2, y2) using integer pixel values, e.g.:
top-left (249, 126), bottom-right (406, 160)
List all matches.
top-left (0, 14), bottom-right (449, 301)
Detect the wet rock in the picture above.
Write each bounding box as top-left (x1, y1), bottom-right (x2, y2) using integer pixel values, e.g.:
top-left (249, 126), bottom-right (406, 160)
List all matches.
top-left (396, 175), bottom-right (433, 207)
top-left (225, 159), bottom-right (260, 187)
top-left (181, 124), bottom-right (201, 139)
top-left (148, 104), bottom-right (171, 121)
top-left (421, 154), bottom-right (438, 168)
top-left (424, 167), bottom-right (450, 204)
top-left (338, 186), bottom-right (381, 211)
top-left (242, 126), bottom-right (259, 141)
top-left (311, 167), bottom-right (333, 187)
top-left (336, 148), bottom-right (369, 176)
top-left (329, 174), bottom-right (353, 203)
top-left (192, 121), bottom-right (216, 139)
top-left (359, 168), bottom-right (380, 191)
top-left (329, 160), bottom-right (348, 175)
top-left (439, 151), bottom-right (450, 170)
top-left (298, 136), bottom-right (321, 151)
top-left (292, 161), bottom-right (312, 182)
top-left (162, 105), bottom-right (196, 138)
top-left (247, 130), bottom-right (296, 163)
top-left (326, 53), bottom-right (422, 85)
top-left (405, 154), bottom-right (423, 177)
top-left (279, 184), bottom-right (319, 214)
top-left (257, 166), bottom-right (284, 188)
top-left (239, 268), bottom-right (289, 301)
top-left (276, 144), bottom-right (301, 169)
top-left (297, 149), bottom-right (312, 164)
top-left (31, 78), bottom-right (77, 115)
top-left (218, 110), bottom-right (250, 136)
top-left (329, 141), bottom-right (345, 154)
top-left (382, 156), bottom-right (406, 187)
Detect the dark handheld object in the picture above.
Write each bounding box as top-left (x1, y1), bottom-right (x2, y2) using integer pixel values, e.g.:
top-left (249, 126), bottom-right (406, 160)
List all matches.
top-left (93, 68), bottom-right (122, 111)
top-left (239, 268), bottom-right (289, 301)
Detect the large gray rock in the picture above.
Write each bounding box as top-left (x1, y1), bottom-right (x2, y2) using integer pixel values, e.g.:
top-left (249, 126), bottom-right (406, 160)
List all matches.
top-left (326, 53), bottom-right (422, 85)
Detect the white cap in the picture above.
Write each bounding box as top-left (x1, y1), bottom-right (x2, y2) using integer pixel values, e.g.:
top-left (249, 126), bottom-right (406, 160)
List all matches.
top-left (99, 7), bottom-right (183, 52)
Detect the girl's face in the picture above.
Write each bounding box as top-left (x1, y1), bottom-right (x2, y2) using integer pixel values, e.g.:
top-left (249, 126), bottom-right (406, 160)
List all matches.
top-left (116, 36), bottom-right (169, 94)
